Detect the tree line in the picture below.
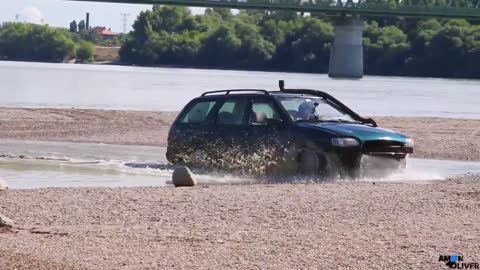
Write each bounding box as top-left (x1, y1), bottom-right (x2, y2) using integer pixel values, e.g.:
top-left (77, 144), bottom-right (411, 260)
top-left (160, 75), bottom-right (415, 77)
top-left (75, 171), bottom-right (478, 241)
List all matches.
top-left (120, 6), bottom-right (480, 78)
top-left (0, 22), bottom-right (95, 63)
top-left (1, 6), bottom-right (480, 78)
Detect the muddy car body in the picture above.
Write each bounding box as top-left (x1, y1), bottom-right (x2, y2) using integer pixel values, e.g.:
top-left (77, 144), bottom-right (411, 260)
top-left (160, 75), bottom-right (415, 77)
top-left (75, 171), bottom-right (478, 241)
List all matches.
top-left (167, 82), bottom-right (413, 178)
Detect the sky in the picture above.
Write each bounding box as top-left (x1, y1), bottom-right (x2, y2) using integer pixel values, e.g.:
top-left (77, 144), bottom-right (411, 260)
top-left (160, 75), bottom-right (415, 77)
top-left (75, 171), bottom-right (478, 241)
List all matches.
top-left (0, 0), bottom-right (204, 33)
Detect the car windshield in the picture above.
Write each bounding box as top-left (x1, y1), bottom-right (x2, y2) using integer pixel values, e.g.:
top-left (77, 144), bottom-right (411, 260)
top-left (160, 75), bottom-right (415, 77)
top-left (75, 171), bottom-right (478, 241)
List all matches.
top-left (275, 96), bottom-right (355, 122)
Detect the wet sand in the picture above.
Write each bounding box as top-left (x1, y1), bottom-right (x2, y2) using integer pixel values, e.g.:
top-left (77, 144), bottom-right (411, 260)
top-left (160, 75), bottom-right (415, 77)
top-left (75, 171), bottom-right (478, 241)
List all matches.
top-left (0, 107), bottom-right (479, 161)
top-left (1, 107), bottom-right (479, 269)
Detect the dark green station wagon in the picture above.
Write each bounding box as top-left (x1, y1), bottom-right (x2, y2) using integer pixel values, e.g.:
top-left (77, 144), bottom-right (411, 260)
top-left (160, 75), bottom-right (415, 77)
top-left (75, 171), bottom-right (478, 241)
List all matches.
top-left (167, 81), bottom-right (414, 178)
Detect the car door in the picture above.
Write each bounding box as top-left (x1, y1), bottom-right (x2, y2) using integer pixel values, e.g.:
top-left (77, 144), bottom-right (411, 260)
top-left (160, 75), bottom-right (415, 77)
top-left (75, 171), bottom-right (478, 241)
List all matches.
top-left (246, 97), bottom-right (290, 158)
top-left (168, 98), bottom-right (219, 163)
top-left (210, 97), bottom-right (250, 166)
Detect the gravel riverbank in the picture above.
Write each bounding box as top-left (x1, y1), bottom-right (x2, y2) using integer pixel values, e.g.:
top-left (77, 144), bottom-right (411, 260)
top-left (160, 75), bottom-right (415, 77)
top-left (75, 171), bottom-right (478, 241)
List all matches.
top-left (1, 175), bottom-right (480, 269)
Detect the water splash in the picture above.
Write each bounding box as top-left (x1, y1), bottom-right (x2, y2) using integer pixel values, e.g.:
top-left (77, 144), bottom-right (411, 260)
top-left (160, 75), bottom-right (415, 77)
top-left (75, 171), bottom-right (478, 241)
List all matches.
top-left (0, 141), bottom-right (479, 189)
top-left (359, 169), bottom-right (445, 182)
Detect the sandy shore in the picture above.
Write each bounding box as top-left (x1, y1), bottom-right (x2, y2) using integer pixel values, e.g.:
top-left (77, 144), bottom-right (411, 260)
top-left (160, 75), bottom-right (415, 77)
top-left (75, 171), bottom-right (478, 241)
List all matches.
top-left (0, 176), bottom-right (479, 269)
top-left (0, 107), bottom-right (479, 161)
top-left (0, 108), bottom-right (176, 147)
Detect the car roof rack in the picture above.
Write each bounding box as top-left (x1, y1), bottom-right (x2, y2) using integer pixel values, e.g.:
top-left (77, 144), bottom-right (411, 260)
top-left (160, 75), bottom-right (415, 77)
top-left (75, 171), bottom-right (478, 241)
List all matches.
top-left (201, 89), bottom-right (269, 96)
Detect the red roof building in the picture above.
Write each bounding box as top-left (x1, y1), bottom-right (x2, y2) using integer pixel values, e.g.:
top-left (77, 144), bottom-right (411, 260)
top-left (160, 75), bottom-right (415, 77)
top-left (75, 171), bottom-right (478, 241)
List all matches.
top-left (93, 27), bottom-right (119, 39)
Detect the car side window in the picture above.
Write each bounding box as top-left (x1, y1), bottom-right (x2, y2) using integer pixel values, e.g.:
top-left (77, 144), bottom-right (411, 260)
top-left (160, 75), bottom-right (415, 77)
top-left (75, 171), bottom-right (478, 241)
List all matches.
top-left (180, 100), bottom-right (216, 124)
top-left (215, 98), bottom-right (248, 125)
top-left (250, 101), bottom-right (281, 125)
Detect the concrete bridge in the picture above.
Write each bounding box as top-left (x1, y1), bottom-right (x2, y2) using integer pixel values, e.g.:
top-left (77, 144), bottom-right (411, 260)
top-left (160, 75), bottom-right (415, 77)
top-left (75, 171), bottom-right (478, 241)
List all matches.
top-left (73, 0), bottom-right (480, 78)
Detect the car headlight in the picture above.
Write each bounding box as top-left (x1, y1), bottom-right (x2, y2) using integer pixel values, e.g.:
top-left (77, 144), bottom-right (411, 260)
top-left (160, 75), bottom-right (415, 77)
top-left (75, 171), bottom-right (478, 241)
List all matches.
top-left (405, 138), bottom-right (414, 148)
top-left (331, 138), bottom-right (360, 147)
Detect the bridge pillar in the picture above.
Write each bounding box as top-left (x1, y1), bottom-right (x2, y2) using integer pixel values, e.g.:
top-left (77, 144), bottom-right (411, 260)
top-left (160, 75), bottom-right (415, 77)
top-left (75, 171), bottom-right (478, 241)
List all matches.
top-left (328, 18), bottom-right (363, 79)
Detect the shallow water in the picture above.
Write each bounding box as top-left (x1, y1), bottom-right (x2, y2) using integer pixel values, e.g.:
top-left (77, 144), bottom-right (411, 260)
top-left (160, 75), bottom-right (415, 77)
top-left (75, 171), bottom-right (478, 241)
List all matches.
top-left (1, 61), bottom-right (480, 118)
top-left (0, 140), bottom-right (479, 189)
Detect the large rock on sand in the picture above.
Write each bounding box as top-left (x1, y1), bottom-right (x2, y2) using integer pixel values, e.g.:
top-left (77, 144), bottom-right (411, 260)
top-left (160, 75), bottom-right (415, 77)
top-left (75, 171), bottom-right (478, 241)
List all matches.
top-left (0, 178), bottom-right (8, 191)
top-left (172, 166), bottom-right (197, 187)
top-left (0, 213), bottom-right (13, 228)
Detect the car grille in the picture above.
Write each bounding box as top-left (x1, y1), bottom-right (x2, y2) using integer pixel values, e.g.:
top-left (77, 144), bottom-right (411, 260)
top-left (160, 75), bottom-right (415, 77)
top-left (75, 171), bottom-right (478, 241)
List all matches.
top-left (362, 140), bottom-right (407, 156)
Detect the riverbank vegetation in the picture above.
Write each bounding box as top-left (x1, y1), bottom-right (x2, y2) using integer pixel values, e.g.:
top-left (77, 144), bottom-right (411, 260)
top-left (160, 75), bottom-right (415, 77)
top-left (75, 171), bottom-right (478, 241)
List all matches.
top-left (1, 6), bottom-right (480, 78)
top-left (0, 22), bottom-right (96, 63)
top-left (120, 6), bottom-right (480, 78)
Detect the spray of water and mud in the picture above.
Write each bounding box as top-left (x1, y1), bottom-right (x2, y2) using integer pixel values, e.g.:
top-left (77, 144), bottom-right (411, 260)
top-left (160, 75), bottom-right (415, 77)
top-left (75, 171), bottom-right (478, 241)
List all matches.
top-left (0, 141), bottom-right (479, 189)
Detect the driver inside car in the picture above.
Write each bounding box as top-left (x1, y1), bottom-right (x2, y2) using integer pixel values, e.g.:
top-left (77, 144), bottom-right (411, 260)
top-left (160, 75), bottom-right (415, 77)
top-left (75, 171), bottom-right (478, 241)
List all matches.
top-left (296, 101), bottom-right (317, 120)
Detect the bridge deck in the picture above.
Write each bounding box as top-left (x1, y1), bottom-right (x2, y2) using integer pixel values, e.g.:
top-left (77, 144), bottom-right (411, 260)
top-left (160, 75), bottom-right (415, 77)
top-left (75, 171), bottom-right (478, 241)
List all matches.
top-left (73, 0), bottom-right (480, 19)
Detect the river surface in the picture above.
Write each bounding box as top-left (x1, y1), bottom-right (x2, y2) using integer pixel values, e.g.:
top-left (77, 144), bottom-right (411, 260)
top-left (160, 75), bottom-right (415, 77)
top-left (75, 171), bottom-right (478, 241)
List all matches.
top-left (1, 61), bottom-right (480, 118)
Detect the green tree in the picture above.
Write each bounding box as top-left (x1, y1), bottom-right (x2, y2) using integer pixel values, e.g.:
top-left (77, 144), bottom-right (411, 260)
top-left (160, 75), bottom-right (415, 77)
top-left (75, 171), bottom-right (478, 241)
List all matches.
top-left (0, 23), bottom-right (76, 62)
top-left (210, 8), bottom-right (233, 21)
top-left (78, 20), bottom-right (86, 32)
top-left (198, 25), bottom-right (241, 67)
top-left (76, 40), bottom-right (96, 63)
top-left (289, 18), bottom-right (334, 73)
top-left (69, 20), bottom-right (78, 33)
top-left (80, 30), bottom-right (101, 44)
top-left (426, 25), bottom-right (467, 77)
top-left (149, 6), bottom-right (196, 34)
top-left (364, 23), bottom-right (410, 75)
top-left (233, 21), bottom-right (275, 68)
top-left (405, 19), bottom-right (469, 77)
top-left (260, 19), bottom-right (285, 45)
top-left (117, 5), bottom-right (480, 79)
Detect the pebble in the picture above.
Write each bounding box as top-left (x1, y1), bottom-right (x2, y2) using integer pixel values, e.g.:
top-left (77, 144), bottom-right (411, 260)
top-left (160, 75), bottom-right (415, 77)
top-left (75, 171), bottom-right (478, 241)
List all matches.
top-left (0, 213), bottom-right (13, 228)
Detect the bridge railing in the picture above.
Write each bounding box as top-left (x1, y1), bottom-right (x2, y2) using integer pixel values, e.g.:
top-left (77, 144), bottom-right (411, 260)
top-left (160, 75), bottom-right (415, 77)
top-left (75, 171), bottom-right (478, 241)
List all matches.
top-left (73, 0), bottom-right (480, 18)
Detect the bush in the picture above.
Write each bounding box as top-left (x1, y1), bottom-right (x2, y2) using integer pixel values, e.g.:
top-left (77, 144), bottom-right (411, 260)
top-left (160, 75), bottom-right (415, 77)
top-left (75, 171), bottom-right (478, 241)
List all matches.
top-left (76, 41), bottom-right (95, 63)
top-left (0, 22), bottom-right (76, 62)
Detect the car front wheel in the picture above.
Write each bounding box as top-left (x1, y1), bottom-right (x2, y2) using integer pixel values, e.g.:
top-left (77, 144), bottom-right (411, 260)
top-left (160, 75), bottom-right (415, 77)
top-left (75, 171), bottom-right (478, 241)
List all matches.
top-left (299, 150), bottom-right (319, 175)
top-left (298, 149), bottom-right (331, 177)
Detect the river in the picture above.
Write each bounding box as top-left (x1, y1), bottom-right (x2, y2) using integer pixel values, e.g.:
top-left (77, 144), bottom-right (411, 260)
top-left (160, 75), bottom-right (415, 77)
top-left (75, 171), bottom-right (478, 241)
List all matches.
top-left (1, 61), bottom-right (479, 118)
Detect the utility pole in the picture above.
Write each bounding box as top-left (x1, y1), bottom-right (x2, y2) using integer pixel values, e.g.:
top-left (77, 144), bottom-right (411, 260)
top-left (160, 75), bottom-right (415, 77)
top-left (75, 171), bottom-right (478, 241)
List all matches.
top-left (120, 13), bottom-right (130, 33)
top-left (15, 14), bottom-right (19, 22)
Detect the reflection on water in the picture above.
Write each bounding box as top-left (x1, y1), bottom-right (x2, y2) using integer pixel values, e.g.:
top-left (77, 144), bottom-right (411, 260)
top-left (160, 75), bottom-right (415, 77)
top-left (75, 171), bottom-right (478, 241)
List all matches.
top-left (0, 140), bottom-right (479, 189)
top-left (1, 61), bottom-right (480, 118)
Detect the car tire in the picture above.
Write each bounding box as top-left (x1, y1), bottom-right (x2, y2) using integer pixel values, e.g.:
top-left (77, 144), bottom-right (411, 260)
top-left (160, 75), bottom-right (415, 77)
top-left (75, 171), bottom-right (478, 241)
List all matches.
top-left (298, 149), bottom-right (329, 176)
top-left (299, 150), bottom-right (319, 175)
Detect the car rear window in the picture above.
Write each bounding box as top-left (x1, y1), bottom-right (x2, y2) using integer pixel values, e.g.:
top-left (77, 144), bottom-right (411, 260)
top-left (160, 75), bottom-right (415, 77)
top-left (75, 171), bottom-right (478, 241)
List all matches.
top-left (180, 100), bottom-right (216, 123)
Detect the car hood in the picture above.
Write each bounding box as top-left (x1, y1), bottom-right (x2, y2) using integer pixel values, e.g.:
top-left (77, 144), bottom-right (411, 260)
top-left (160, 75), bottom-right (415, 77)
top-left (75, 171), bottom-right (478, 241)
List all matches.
top-left (299, 122), bottom-right (409, 142)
